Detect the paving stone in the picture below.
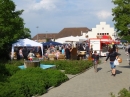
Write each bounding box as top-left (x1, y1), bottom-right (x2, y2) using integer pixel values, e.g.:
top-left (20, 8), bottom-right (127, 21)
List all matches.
top-left (39, 49), bottom-right (130, 97)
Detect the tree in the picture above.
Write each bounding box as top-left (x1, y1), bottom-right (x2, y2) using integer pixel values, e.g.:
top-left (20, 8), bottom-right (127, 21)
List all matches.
top-left (112, 0), bottom-right (130, 36)
top-left (0, 0), bottom-right (31, 60)
top-left (23, 28), bottom-right (31, 39)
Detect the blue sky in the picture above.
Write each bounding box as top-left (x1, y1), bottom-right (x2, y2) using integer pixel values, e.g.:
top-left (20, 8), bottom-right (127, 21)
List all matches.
top-left (13, 0), bottom-right (115, 37)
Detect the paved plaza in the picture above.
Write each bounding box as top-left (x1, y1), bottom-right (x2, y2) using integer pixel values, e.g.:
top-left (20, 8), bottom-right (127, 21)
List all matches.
top-left (40, 49), bottom-right (130, 97)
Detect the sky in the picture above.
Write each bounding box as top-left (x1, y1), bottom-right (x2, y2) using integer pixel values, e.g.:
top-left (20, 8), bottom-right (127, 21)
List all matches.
top-left (13, 0), bottom-right (115, 37)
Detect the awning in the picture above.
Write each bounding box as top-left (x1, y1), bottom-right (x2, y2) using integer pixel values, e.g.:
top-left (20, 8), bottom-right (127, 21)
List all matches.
top-left (100, 39), bottom-right (120, 44)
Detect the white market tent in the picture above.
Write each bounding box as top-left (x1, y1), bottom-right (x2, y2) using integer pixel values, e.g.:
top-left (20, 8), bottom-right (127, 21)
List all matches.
top-left (11, 38), bottom-right (43, 58)
top-left (55, 36), bottom-right (88, 43)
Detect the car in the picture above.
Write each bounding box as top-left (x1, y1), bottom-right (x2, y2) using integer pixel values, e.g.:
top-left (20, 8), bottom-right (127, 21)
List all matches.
top-left (117, 44), bottom-right (125, 49)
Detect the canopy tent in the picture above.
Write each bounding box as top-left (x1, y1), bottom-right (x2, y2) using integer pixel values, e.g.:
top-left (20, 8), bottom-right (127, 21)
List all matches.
top-left (42, 41), bottom-right (62, 46)
top-left (11, 38), bottom-right (43, 58)
top-left (55, 36), bottom-right (88, 43)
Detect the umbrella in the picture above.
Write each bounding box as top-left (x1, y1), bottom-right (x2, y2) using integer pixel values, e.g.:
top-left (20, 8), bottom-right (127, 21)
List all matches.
top-left (42, 41), bottom-right (63, 46)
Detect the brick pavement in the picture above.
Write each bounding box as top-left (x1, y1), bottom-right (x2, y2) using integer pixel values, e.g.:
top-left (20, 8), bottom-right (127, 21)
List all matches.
top-left (39, 49), bottom-right (130, 97)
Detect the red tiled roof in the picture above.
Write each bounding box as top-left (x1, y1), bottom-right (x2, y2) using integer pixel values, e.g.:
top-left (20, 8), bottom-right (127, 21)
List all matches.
top-left (32, 33), bottom-right (58, 40)
top-left (32, 27), bottom-right (91, 40)
top-left (56, 27), bottom-right (91, 38)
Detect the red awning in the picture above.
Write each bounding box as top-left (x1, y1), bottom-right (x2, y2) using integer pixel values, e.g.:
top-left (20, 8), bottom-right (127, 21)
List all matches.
top-left (100, 39), bottom-right (120, 44)
top-left (102, 35), bottom-right (109, 39)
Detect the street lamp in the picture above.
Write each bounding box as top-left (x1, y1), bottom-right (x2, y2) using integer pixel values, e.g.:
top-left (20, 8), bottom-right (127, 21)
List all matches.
top-left (36, 26), bottom-right (39, 41)
top-left (46, 31), bottom-right (47, 39)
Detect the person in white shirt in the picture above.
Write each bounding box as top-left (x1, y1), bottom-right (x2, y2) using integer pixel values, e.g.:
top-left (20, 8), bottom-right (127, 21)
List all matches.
top-left (28, 50), bottom-right (35, 60)
top-left (19, 48), bottom-right (23, 59)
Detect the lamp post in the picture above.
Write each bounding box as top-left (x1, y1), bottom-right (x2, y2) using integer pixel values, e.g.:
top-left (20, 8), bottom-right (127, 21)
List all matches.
top-left (36, 26), bottom-right (39, 41)
top-left (45, 31), bottom-right (48, 42)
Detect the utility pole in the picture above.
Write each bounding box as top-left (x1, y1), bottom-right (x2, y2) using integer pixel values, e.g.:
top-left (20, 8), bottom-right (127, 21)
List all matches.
top-left (36, 26), bottom-right (39, 41)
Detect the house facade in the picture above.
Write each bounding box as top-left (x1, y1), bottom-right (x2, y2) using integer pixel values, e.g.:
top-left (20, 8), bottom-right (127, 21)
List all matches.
top-left (86, 22), bottom-right (117, 40)
top-left (32, 22), bottom-right (117, 42)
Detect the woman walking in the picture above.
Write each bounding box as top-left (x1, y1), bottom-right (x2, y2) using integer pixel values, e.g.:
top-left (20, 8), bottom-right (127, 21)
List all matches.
top-left (105, 48), bottom-right (120, 76)
top-left (92, 51), bottom-right (99, 73)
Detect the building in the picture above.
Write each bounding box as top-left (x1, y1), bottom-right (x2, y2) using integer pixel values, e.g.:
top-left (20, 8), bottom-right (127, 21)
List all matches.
top-left (32, 27), bottom-right (91, 42)
top-left (56, 27), bottom-right (91, 39)
top-left (32, 22), bottom-right (117, 43)
top-left (32, 33), bottom-right (58, 42)
top-left (86, 22), bottom-right (117, 40)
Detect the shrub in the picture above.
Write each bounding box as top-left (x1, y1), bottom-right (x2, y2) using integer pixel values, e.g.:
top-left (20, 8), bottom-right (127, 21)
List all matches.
top-left (0, 67), bottom-right (69, 97)
top-left (46, 69), bottom-right (69, 87)
top-left (0, 63), bottom-right (20, 82)
top-left (110, 88), bottom-right (130, 97)
top-left (5, 64), bottom-right (20, 76)
top-left (40, 60), bottom-right (93, 75)
top-left (7, 60), bottom-right (24, 66)
top-left (65, 60), bottom-right (93, 74)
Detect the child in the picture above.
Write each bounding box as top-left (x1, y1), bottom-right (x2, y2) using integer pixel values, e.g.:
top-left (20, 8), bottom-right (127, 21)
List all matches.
top-left (92, 51), bottom-right (99, 72)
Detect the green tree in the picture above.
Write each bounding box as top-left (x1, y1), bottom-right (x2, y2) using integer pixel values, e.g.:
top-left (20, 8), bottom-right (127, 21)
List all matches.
top-left (0, 0), bottom-right (31, 59)
top-left (23, 28), bottom-right (31, 38)
top-left (112, 0), bottom-right (130, 36)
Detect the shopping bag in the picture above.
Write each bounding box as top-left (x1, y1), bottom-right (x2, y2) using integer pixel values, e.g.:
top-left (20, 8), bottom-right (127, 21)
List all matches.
top-left (118, 57), bottom-right (122, 63)
top-left (114, 59), bottom-right (119, 65)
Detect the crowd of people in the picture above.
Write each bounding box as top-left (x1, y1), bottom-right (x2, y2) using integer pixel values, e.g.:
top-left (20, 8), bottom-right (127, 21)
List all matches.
top-left (11, 42), bottom-right (94, 61)
top-left (13, 46), bottom-right (42, 60)
top-left (43, 42), bottom-right (91, 60)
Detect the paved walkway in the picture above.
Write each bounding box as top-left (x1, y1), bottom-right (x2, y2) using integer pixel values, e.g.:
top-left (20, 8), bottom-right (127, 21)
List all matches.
top-left (40, 49), bottom-right (130, 97)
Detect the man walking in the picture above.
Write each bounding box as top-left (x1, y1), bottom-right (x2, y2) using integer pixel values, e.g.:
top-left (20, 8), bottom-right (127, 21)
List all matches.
top-left (127, 43), bottom-right (130, 65)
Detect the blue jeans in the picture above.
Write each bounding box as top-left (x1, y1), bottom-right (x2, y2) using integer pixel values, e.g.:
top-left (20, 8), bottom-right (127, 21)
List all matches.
top-left (110, 61), bottom-right (116, 69)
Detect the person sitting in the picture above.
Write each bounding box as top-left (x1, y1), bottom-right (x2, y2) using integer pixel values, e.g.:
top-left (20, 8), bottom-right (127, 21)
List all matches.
top-left (28, 50), bottom-right (35, 61)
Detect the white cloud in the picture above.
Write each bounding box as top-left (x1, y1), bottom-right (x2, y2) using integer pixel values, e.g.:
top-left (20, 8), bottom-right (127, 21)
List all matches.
top-left (31, 0), bottom-right (60, 11)
top-left (96, 10), bottom-right (112, 20)
top-left (13, 0), bottom-right (115, 37)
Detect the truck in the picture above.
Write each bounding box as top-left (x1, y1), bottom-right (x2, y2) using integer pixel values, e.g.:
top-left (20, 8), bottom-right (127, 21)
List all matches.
top-left (89, 38), bottom-right (120, 56)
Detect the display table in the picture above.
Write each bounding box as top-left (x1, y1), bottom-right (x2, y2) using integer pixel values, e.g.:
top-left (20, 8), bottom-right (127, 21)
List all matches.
top-left (24, 60), bottom-right (40, 68)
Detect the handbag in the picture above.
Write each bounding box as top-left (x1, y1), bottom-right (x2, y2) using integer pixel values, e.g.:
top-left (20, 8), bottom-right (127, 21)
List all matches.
top-left (117, 57), bottom-right (122, 63)
top-left (114, 59), bottom-right (119, 65)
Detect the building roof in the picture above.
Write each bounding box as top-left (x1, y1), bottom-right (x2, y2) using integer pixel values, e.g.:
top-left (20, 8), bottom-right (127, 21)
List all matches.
top-left (56, 27), bottom-right (91, 39)
top-left (32, 33), bottom-right (58, 40)
top-left (32, 27), bottom-right (91, 40)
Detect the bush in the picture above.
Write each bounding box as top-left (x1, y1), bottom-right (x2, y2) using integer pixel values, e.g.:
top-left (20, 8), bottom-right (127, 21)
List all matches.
top-left (46, 69), bottom-right (69, 87)
top-left (5, 64), bottom-right (20, 76)
top-left (0, 63), bottom-right (20, 82)
top-left (110, 88), bottom-right (130, 97)
top-left (65, 60), bottom-right (93, 74)
top-left (7, 60), bottom-right (24, 66)
top-left (0, 67), bottom-right (69, 97)
top-left (40, 60), bottom-right (93, 75)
